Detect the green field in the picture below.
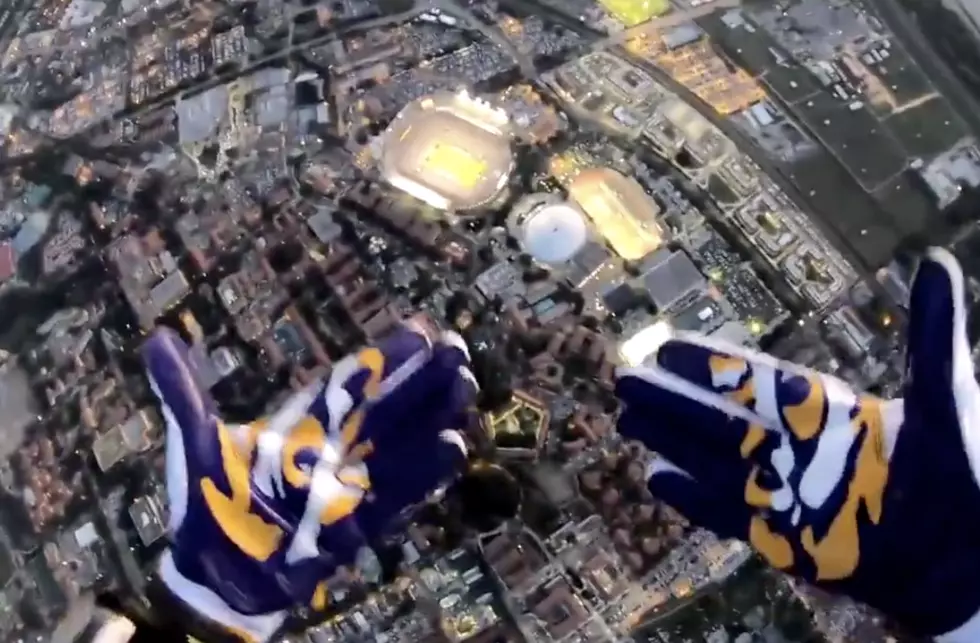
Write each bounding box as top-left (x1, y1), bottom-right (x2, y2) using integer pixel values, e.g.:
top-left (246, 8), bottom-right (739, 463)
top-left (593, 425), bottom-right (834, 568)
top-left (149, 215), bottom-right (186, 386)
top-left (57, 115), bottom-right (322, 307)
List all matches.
top-left (599, 0), bottom-right (670, 26)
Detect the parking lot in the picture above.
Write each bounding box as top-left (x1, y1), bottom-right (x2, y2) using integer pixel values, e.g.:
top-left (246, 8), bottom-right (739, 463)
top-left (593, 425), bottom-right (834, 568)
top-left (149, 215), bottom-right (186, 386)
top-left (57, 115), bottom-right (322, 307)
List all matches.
top-left (699, 13), bottom-right (822, 106)
top-left (871, 174), bottom-right (938, 238)
top-left (885, 96), bottom-right (970, 159)
top-left (784, 153), bottom-right (903, 268)
top-left (867, 52), bottom-right (932, 110)
top-left (794, 92), bottom-right (907, 191)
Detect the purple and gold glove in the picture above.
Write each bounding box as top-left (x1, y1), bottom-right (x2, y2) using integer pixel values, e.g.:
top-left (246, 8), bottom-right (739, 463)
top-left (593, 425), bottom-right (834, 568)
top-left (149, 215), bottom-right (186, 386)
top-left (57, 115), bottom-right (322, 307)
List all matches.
top-left (142, 320), bottom-right (476, 642)
top-left (616, 248), bottom-right (980, 641)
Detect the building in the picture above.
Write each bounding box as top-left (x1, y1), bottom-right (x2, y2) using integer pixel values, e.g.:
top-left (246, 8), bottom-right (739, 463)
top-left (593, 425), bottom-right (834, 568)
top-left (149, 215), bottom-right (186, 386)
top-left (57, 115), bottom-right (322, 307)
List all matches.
top-left (212, 346), bottom-right (243, 379)
top-left (128, 494), bottom-right (167, 547)
top-left (380, 90), bottom-right (514, 211)
top-left (528, 579), bottom-right (590, 639)
top-left (568, 167), bottom-right (663, 261)
top-left (49, 78), bottom-right (127, 139)
top-left (914, 140), bottom-right (980, 209)
top-left (530, 324), bottom-right (616, 391)
top-left (12, 211), bottom-right (49, 256)
top-left (175, 181), bottom-right (262, 273)
top-left (578, 444), bottom-right (689, 577)
top-left (259, 307), bottom-right (331, 371)
top-left (599, 0), bottom-right (668, 26)
top-left (42, 215), bottom-right (86, 275)
top-left (317, 243), bottom-right (400, 340)
top-left (59, 0), bottom-right (104, 29)
top-left (18, 437), bottom-right (79, 532)
top-left (581, 550), bottom-right (630, 603)
top-left (217, 250), bottom-right (288, 342)
top-left (482, 389), bottom-right (550, 460)
top-left (507, 193), bottom-right (589, 265)
top-left (107, 230), bottom-right (190, 329)
top-left (92, 409), bottom-right (155, 472)
top-left (483, 530), bottom-right (548, 593)
top-left (639, 248), bottom-right (706, 312)
top-left (307, 208), bottom-right (343, 245)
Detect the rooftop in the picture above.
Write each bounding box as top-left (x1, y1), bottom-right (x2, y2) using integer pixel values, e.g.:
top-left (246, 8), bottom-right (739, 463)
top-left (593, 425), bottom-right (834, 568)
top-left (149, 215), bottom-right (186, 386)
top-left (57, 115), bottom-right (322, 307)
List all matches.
top-left (640, 249), bottom-right (706, 312)
top-left (519, 201), bottom-right (589, 265)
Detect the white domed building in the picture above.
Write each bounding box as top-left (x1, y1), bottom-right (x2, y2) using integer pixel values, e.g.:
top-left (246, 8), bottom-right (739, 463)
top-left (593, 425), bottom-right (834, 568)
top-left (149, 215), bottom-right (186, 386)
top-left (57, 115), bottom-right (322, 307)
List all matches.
top-left (507, 193), bottom-right (590, 266)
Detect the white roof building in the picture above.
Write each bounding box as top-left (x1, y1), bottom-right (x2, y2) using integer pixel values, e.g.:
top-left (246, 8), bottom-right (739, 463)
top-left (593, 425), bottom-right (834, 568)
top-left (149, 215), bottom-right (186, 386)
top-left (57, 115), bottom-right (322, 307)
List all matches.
top-left (522, 202), bottom-right (588, 264)
top-left (508, 193), bottom-right (589, 266)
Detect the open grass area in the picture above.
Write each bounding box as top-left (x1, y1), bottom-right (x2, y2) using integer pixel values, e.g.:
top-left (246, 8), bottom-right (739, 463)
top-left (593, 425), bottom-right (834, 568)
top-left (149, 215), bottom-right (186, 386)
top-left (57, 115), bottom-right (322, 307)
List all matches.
top-left (599, 0), bottom-right (669, 26)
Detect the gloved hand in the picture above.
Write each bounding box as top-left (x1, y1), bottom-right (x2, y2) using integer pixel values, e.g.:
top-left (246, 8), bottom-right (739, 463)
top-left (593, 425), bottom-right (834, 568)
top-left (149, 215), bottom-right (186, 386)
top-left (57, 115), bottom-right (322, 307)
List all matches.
top-left (142, 318), bottom-right (477, 642)
top-left (615, 248), bottom-right (980, 641)
top-left (252, 319), bottom-right (477, 539)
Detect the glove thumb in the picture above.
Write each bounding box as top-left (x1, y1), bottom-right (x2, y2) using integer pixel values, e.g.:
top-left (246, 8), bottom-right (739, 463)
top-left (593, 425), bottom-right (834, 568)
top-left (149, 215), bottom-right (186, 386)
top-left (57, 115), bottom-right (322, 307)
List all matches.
top-left (905, 247), bottom-right (980, 449)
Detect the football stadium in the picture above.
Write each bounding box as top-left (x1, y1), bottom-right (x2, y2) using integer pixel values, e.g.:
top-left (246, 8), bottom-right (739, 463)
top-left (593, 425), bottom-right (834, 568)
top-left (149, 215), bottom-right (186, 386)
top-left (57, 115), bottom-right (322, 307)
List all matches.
top-left (568, 167), bottom-right (664, 261)
top-left (380, 90), bottom-right (515, 211)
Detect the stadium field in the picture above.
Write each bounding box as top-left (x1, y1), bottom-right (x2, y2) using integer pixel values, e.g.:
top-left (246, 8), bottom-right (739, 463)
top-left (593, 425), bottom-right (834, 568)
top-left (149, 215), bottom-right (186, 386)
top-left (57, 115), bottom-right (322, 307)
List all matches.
top-left (421, 142), bottom-right (488, 190)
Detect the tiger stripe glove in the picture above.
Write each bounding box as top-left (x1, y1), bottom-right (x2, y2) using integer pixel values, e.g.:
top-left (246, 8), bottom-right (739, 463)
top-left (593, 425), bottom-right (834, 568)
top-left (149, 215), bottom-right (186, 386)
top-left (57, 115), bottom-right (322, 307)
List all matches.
top-left (615, 248), bottom-right (980, 641)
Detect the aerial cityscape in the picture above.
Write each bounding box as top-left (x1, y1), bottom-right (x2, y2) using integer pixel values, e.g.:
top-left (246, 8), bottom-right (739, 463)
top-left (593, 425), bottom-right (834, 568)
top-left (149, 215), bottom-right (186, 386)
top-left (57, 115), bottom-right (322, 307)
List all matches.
top-left (0, 0), bottom-right (977, 639)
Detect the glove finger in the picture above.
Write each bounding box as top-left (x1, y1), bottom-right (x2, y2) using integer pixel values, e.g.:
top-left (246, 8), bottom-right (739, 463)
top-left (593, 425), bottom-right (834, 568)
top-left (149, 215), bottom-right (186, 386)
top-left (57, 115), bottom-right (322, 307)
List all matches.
top-left (325, 323), bottom-right (465, 420)
top-left (617, 406), bottom-right (759, 492)
top-left (652, 337), bottom-right (855, 443)
top-left (345, 324), bottom-right (438, 407)
top-left (620, 339), bottom-right (770, 426)
top-left (644, 456), bottom-right (751, 541)
top-left (141, 327), bottom-right (221, 459)
top-left (313, 323), bottom-right (462, 446)
top-left (905, 248), bottom-right (976, 432)
top-left (424, 359), bottom-right (480, 434)
top-left (642, 442), bottom-right (793, 564)
top-left (430, 329), bottom-right (477, 390)
top-left (391, 329), bottom-right (477, 420)
top-left (373, 327), bottom-right (475, 408)
top-left (616, 366), bottom-right (781, 464)
top-left (918, 547), bottom-right (980, 638)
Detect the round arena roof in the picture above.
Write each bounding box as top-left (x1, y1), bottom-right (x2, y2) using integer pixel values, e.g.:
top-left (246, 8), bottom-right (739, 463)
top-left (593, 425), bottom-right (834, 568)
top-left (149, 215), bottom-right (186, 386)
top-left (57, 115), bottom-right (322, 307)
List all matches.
top-left (380, 91), bottom-right (514, 211)
top-left (522, 202), bottom-right (588, 264)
